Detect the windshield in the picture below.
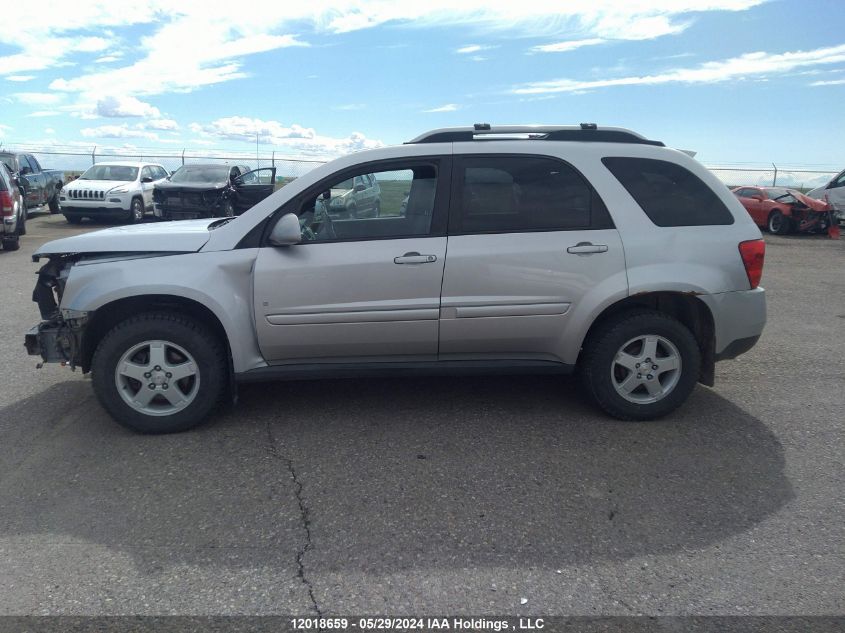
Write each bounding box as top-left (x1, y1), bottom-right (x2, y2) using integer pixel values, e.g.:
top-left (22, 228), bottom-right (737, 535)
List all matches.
top-left (80, 164), bottom-right (139, 181)
top-left (766, 187), bottom-right (796, 203)
top-left (171, 165), bottom-right (230, 183)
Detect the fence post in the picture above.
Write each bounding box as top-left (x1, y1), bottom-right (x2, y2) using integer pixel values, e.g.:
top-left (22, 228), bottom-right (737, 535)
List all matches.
top-left (772, 163), bottom-right (778, 186)
top-left (92, 146), bottom-right (96, 165)
top-left (272, 151), bottom-right (275, 168)
top-left (181, 149), bottom-right (185, 166)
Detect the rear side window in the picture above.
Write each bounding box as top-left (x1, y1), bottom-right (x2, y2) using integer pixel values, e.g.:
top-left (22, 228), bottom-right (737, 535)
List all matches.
top-left (602, 157), bottom-right (734, 227)
top-left (454, 155), bottom-right (611, 233)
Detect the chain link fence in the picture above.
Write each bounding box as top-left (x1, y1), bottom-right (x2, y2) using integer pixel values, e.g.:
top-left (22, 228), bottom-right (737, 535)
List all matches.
top-left (1, 144), bottom-right (838, 192)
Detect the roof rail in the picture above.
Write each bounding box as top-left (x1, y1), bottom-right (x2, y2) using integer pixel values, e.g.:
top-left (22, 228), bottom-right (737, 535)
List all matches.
top-left (406, 124), bottom-right (665, 147)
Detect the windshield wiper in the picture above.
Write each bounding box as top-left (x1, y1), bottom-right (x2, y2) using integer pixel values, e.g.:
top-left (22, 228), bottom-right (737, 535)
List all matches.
top-left (208, 217), bottom-right (236, 230)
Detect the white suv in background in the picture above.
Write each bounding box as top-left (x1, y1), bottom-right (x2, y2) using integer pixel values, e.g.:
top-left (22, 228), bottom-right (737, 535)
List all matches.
top-left (59, 161), bottom-right (169, 224)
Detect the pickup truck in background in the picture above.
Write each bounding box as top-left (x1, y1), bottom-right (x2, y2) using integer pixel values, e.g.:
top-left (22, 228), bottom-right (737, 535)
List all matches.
top-left (0, 152), bottom-right (64, 213)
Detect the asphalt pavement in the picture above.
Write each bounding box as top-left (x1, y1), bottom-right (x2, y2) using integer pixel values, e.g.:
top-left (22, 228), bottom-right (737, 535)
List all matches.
top-left (0, 212), bottom-right (842, 616)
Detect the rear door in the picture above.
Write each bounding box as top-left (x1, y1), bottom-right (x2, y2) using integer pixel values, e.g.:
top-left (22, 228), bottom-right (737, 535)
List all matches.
top-left (253, 158), bottom-right (449, 363)
top-left (233, 167), bottom-right (277, 213)
top-left (439, 154), bottom-right (626, 363)
top-left (19, 155), bottom-right (45, 207)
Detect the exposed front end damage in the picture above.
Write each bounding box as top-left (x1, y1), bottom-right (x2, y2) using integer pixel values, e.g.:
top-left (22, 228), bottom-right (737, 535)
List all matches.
top-left (781, 190), bottom-right (840, 238)
top-left (26, 254), bottom-right (87, 368)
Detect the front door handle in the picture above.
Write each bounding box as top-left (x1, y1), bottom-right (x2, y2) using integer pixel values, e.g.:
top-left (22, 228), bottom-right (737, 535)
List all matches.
top-left (394, 251), bottom-right (437, 264)
top-left (567, 242), bottom-right (608, 255)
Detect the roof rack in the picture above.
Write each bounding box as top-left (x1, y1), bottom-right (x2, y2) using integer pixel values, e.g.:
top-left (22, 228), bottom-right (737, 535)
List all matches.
top-left (406, 123), bottom-right (665, 147)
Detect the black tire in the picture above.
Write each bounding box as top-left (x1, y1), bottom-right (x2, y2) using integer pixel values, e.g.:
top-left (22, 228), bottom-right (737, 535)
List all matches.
top-left (18, 203), bottom-right (26, 236)
top-left (48, 193), bottom-right (60, 214)
top-left (580, 310), bottom-right (701, 421)
top-left (1, 237), bottom-right (20, 251)
top-left (217, 200), bottom-right (234, 218)
top-left (65, 214), bottom-right (82, 224)
top-left (768, 210), bottom-right (791, 235)
top-left (91, 312), bottom-right (227, 434)
top-left (127, 197), bottom-right (144, 224)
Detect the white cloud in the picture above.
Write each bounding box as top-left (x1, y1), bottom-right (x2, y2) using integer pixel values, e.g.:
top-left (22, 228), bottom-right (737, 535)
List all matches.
top-left (96, 95), bottom-right (161, 118)
top-left (44, 128), bottom-right (55, 134)
top-left (80, 124), bottom-right (159, 141)
top-left (810, 78), bottom-right (845, 86)
top-left (423, 103), bottom-right (459, 112)
top-left (147, 118), bottom-right (179, 130)
top-left (27, 110), bottom-right (61, 117)
top-left (512, 43), bottom-right (845, 94)
top-left (14, 92), bottom-right (64, 105)
top-left (6, 75), bottom-right (35, 82)
top-left (0, 1), bottom-right (765, 105)
top-left (94, 54), bottom-right (124, 64)
top-left (332, 104), bottom-right (366, 111)
top-left (531, 38), bottom-right (606, 53)
top-left (456, 44), bottom-right (495, 54)
top-left (189, 116), bottom-right (383, 158)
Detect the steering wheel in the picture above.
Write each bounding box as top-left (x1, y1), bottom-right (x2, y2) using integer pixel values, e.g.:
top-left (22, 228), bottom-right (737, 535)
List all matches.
top-left (314, 201), bottom-right (337, 240)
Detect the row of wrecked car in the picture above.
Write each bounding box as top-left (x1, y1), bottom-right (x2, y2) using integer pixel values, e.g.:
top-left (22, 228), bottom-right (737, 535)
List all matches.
top-left (731, 184), bottom-right (842, 239)
top-left (56, 162), bottom-right (279, 224)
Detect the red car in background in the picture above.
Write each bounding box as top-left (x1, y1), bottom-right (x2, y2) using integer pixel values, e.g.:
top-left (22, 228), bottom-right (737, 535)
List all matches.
top-left (731, 186), bottom-right (839, 237)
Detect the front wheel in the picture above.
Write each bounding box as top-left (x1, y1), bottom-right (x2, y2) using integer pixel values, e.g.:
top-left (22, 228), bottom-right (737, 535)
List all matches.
top-left (580, 311), bottom-right (701, 421)
top-left (91, 312), bottom-right (227, 433)
top-left (768, 210), bottom-right (791, 235)
top-left (127, 197), bottom-right (144, 224)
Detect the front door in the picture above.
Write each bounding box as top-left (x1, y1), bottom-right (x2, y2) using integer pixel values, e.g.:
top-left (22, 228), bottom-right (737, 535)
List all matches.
top-left (233, 168), bottom-right (277, 213)
top-left (439, 154), bottom-right (627, 363)
top-left (253, 159), bottom-right (450, 363)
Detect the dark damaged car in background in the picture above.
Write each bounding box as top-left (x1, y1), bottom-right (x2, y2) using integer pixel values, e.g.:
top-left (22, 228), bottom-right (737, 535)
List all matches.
top-left (731, 186), bottom-right (840, 238)
top-left (153, 164), bottom-right (277, 220)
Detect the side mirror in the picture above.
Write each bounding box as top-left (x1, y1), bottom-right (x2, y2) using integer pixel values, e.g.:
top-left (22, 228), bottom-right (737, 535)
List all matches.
top-left (354, 183), bottom-right (365, 192)
top-left (12, 177), bottom-right (20, 187)
top-left (321, 190), bottom-right (331, 200)
top-left (141, 176), bottom-right (153, 183)
top-left (268, 212), bottom-right (301, 246)
top-left (19, 166), bottom-right (32, 176)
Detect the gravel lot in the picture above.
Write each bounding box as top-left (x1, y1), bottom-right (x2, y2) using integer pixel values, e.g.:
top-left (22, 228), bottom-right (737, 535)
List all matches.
top-left (0, 212), bottom-right (842, 616)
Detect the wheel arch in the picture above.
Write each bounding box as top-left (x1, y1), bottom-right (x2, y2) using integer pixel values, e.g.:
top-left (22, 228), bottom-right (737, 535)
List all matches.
top-left (578, 291), bottom-right (716, 386)
top-left (80, 295), bottom-right (232, 376)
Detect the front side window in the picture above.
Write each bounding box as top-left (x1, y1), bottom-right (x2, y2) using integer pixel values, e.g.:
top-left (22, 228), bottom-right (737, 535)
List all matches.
top-left (603, 157), bottom-right (734, 227)
top-left (833, 171), bottom-right (845, 188)
top-left (454, 155), bottom-right (600, 233)
top-left (297, 164), bottom-right (438, 242)
top-left (140, 166), bottom-right (152, 181)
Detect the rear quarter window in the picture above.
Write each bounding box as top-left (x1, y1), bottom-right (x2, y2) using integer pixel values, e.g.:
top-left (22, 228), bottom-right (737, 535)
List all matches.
top-left (602, 157), bottom-right (734, 227)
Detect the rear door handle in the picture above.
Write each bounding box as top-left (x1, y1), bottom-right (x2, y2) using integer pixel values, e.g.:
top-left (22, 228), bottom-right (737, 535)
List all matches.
top-left (567, 242), bottom-right (608, 255)
top-left (394, 251), bottom-right (437, 264)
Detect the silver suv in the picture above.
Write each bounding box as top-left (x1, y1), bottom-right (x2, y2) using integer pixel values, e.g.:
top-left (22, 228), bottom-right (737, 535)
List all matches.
top-left (25, 124), bottom-right (767, 433)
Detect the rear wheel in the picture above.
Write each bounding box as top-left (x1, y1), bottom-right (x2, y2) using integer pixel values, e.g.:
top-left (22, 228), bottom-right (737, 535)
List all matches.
top-left (91, 312), bottom-right (227, 433)
top-left (580, 311), bottom-right (701, 421)
top-left (65, 214), bottom-right (82, 224)
top-left (1, 235), bottom-right (20, 251)
top-left (17, 202), bottom-right (26, 235)
top-left (768, 210), bottom-right (791, 235)
top-left (48, 193), bottom-right (60, 213)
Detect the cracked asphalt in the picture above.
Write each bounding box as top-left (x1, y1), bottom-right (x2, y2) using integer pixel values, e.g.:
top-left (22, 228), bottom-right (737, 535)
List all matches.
top-left (0, 212), bottom-right (843, 616)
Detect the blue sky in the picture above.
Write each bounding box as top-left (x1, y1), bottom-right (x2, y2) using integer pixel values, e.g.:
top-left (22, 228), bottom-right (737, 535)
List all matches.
top-left (1, 0), bottom-right (844, 168)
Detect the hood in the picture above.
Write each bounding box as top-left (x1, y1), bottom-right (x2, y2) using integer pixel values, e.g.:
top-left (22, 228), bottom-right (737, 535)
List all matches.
top-left (156, 180), bottom-right (228, 192)
top-left (67, 179), bottom-right (133, 192)
top-left (34, 218), bottom-right (218, 258)
top-left (786, 189), bottom-right (830, 212)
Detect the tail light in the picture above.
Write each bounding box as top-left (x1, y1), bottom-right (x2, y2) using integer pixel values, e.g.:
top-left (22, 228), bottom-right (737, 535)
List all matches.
top-left (738, 239), bottom-right (765, 289)
top-left (0, 191), bottom-right (13, 217)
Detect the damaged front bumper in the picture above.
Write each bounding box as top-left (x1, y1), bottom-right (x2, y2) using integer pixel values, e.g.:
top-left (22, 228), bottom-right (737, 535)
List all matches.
top-left (24, 254), bottom-right (87, 368)
top-left (24, 316), bottom-right (86, 367)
